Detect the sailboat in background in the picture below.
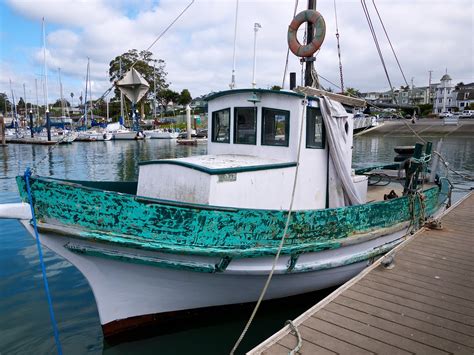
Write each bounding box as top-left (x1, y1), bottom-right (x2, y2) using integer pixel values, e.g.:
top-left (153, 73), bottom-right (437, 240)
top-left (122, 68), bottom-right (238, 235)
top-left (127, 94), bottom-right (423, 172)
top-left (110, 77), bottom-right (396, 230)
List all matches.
top-left (76, 58), bottom-right (112, 142)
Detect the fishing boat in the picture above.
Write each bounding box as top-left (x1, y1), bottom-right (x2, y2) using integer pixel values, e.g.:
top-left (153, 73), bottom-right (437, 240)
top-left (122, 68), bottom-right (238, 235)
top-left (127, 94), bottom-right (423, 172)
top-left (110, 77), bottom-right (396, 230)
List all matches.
top-left (0, 7), bottom-right (451, 341)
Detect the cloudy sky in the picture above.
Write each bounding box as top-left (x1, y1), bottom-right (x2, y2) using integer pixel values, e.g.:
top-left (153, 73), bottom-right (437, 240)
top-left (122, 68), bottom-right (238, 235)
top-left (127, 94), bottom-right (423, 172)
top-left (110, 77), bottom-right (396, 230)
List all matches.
top-left (0, 0), bottom-right (472, 105)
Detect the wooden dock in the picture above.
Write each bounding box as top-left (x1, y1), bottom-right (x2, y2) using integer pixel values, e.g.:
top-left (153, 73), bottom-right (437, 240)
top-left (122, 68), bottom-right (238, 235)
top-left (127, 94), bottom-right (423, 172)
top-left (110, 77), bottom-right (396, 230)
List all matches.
top-left (249, 192), bottom-right (474, 355)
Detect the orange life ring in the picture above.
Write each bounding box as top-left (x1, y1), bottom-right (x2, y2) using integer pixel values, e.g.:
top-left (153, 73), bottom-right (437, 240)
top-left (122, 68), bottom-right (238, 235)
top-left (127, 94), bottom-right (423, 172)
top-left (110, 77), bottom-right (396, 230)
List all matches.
top-left (288, 10), bottom-right (326, 57)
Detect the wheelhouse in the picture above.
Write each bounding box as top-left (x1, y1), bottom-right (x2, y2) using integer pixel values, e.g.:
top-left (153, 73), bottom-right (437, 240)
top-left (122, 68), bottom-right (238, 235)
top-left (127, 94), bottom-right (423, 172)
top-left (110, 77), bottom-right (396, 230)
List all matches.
top-left (137, 89), bottom-right (366, 210)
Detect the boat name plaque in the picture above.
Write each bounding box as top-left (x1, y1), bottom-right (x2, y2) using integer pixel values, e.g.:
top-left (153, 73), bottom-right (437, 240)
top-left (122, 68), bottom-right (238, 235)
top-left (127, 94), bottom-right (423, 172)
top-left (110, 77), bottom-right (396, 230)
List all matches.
top-left (218, 173), bottom-right (237, 182)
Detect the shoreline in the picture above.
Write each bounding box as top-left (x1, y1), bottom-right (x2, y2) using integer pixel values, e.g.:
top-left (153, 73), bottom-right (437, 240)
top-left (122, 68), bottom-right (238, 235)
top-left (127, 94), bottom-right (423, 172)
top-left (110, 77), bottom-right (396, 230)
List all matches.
top-left (359, 118), bottom-right (474, 137)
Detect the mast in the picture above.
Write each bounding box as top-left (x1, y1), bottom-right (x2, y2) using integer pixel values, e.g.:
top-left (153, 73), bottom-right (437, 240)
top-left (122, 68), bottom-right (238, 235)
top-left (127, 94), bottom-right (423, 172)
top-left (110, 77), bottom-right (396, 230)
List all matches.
top-left (153, 60), bottom-right (157, 120)
top-left (58, 68), bottom-right (65, 122)
top-left (251, 23), bottom-right (261, 88)
top-left (35, 78), bottom-right (40, 117)
top-left (229, 0), bottom-right (239, 89)
top-left (42, 17), bottom-right (51, 141)
top-left (89, 61), bottom-right (94, 123)
top-left (9, 79), bottom-right (18, 132)
top-left (84, 58), bottom-right (89, 128)
top-left (304, 0), bottom-right (319, 88)
top-left (119, 57), bottom-right (124, 125)
top-left (23, 83), bottom-right (27, 115)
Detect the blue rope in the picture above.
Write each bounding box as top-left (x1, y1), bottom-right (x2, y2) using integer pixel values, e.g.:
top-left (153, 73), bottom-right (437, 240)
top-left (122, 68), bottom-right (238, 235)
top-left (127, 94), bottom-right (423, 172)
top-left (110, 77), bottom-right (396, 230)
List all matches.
top-left (24, 167), bottom-right (63, 355)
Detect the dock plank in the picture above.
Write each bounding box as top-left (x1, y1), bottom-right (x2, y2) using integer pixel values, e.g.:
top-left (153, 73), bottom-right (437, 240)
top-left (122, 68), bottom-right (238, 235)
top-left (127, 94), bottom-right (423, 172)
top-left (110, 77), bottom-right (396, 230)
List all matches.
top-left (333, 295), bottom-right (474, 349)
top-left (314, 308), bottom-right (447, 354)
top-left (366, 272), bottom-right (474, 308)
top-left (356, 278), bottom-right (474, 317)
top-left (249, 192), bottom-right (474, 354)
top-left (371, 267), bottom-right (474, 298)
top-left (303, 316), bottom-right (409, 354)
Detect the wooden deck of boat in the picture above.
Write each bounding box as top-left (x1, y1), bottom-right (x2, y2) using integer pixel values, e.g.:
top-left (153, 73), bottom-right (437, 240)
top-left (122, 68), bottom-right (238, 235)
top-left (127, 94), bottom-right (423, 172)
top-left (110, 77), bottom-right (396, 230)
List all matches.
top-left (249, 192), bottom-right (474, 355)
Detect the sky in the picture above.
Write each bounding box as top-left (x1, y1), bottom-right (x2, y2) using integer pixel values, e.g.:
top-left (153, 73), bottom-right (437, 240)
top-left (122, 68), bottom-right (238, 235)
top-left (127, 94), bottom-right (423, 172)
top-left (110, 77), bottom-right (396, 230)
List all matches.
top-left (0, 0), bottom-right (473, 106)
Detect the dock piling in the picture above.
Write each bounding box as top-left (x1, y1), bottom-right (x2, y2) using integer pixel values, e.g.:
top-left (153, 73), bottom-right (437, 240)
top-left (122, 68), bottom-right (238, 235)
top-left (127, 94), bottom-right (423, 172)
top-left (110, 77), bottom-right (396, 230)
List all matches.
top-left (0, 115), bottom-right (6, 146)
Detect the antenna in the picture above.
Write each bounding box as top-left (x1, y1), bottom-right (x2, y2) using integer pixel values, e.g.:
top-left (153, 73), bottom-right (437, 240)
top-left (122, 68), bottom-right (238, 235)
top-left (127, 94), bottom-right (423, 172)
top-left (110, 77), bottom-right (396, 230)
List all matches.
top-left (229, 0), bottom-right (239, 89)
top-left (251, 23), bottom-right (262, 88)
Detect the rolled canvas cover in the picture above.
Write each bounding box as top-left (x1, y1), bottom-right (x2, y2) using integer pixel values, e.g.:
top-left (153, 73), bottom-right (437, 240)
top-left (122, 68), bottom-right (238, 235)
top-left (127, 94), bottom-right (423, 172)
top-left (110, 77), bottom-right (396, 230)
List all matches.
top-left (320, 96), bottom-right (363, 207)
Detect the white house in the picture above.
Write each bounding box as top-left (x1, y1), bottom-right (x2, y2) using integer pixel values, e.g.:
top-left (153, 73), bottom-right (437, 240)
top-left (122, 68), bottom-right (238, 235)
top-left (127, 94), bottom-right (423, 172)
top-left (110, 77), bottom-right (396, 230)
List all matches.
top-left (433, 74), bottom-right (456, 114)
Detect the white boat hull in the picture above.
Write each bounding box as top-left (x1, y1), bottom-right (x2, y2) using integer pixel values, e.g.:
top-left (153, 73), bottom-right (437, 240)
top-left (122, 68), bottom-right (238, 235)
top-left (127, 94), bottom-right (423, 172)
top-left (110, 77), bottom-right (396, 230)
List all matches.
top-left (18, 219), bottom-right (408, 337)
top-left (112, 131), bottom-right (146, 140)
top-left (144, 130), bottom-right (179, 139)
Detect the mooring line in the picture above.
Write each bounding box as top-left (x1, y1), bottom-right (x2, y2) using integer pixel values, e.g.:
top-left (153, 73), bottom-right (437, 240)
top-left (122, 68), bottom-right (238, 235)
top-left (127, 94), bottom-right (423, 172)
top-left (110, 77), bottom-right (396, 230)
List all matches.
top-left (24, 167), bottom-right (63, 355)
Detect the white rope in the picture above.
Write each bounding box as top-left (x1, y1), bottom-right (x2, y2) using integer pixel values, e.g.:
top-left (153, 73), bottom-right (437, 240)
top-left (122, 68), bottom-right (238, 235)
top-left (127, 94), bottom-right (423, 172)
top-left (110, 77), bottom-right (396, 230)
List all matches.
top-left (281, 0), bottom-right (299, 89)
top-left (230, 97), bottom-right (308, 355)
top-left (286, 320), bottom-right (302, 355)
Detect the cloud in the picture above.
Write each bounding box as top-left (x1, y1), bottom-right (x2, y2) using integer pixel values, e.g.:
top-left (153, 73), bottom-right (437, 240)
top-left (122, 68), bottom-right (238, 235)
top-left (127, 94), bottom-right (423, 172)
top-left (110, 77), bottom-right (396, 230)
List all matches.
top-left (1, 0), bottom-right (473, 104)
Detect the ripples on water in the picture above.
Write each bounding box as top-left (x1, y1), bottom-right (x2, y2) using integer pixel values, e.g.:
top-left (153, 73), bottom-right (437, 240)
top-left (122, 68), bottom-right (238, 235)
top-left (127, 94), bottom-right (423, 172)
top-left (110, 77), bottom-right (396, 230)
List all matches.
top-left (0, 137), bottom-right (472, 354)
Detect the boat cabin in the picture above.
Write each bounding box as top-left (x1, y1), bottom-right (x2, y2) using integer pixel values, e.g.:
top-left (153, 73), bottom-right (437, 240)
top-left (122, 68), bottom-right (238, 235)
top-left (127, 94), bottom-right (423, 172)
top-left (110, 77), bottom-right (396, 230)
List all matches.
top-left (137, 89), bottom-right (368, 210)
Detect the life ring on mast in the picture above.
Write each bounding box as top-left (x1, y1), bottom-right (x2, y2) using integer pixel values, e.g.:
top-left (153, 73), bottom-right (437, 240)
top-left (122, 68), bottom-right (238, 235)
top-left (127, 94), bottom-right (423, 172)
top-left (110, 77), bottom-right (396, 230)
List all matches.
top-left (288, 10), bottom-right (326, 57)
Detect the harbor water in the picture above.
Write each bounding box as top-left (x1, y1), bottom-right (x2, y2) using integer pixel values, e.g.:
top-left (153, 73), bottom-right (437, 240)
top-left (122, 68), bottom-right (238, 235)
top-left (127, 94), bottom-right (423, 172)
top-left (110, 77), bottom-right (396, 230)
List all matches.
top-left (1, 136), bottom-right (473, 354)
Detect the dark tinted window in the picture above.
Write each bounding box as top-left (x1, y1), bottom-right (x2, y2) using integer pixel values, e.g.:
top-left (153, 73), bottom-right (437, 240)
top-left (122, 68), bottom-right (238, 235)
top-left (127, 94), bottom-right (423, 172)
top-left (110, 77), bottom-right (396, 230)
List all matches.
top-left (306, 107), bottom-right (325, 149)
top-left (211, 108), bottom-right (230, 143)
top-left (234, 107), bottom-right (257, 145)
top-left (261, 108), bottom-right (290, 146)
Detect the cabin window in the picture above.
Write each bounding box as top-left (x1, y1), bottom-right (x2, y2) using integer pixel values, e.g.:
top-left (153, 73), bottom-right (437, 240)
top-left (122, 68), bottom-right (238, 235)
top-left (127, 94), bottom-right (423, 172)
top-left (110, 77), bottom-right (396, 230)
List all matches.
top-left (234, 107), bottom-right (257, 145)
top-left (306, 107), bottom-right (325, 149)
top-left (211, 108), bottom-right (230, 143)
top-left (261, 108), bottom-right (290, 146)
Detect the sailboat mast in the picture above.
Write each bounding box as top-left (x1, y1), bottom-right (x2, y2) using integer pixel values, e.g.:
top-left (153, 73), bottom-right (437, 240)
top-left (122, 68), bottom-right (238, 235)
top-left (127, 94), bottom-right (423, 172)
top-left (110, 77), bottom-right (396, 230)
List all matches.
top-left (23, 83), bottom-right (27, 114)
top-left (304, 0), bottom-right (319, 88)
top-left (42, 18), bottom-right (49, 112)
top-left (119, 58), bottom-right (124, 124)
top-left (35, 78), bottom-right (39, 117)
top-left (84, 59), bottom-right (89, 128)
top-left (58, 68), bottom-right (65, 118)
top-left (89, 62), bottom-right (94, 122)
top-left (9, 79), bottom-right (18, 131)
top-left (42, 17), bottom-right (51, 141)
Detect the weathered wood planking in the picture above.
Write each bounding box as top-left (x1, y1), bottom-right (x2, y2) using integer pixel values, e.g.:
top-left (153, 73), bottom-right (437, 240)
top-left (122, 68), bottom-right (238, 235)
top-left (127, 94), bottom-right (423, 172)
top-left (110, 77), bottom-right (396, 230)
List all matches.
top-left (249, 192), bottom-right (474, 355)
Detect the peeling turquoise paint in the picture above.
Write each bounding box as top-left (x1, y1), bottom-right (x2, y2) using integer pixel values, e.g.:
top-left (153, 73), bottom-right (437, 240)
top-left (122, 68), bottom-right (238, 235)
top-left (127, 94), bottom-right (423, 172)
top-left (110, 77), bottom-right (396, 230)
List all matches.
top-left (16, 176), bottom-right (448, 260)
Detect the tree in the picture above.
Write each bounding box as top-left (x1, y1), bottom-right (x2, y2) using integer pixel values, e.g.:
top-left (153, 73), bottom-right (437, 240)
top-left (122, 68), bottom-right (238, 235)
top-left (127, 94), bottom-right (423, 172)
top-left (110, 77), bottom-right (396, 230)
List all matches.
top-left (178, 89), bottom-right (192, 106)
top-left (0, 93), bottom-right (11, 115)
top-left (270, 85), bottom-right (282, 91)
top-left (157, 88), bottom-right (179, 111)
top-left (345, 87), bottom-right (360, 97)
top-left (17, 97), bottom-right (26, 110)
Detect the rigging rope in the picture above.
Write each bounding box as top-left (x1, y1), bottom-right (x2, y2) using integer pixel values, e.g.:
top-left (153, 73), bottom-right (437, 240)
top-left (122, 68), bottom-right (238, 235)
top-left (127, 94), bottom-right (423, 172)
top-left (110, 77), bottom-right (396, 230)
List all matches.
top-left (333, 0), bottom-right (345, 93)
top-left (93, 0), bottom-right (195, 105)
top-left (282, 0), bottom-right (299, 89)
top-left (230, 97), bottom-right (308, 355)
top-left (372, 0), bottom-right (409, 87)
top-left (360, 0), bottom-right (397, 105)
